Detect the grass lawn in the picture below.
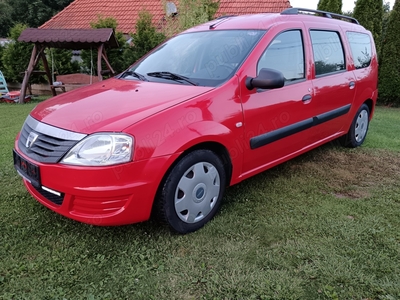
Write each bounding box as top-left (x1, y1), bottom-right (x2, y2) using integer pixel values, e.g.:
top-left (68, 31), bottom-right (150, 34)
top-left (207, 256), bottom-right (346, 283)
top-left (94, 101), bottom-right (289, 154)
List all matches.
top-left (0, 100), bottom-right (399, 299)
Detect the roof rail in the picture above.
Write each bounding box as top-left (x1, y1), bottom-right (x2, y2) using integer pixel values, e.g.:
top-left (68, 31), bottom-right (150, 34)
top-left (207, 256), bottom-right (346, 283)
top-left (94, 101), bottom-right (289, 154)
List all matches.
top-left (209, 15), bottom-right (236, 29)
top-left (281, 7), bottom-right (359, 25)
top-left (215, 15), bottom-right (236, 20)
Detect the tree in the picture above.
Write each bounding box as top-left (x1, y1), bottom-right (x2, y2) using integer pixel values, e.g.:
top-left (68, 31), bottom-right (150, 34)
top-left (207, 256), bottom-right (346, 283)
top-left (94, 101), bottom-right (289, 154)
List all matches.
top-left (379, 0), bottom-right (400, 105)
top-left (0, 0), bottom-right (13, 37)
top-left (1, 0), bottom-right (74, 37)
top-left (381, 2), bottom-right (392, 49)
top-left (123, 11), bottom-right (166, 65)
top-left (317, 0), bottom-right (342, 14)
top-left (1, 24), bottom-right (33, 83)
top-left (353, 0), bottom-right (383, 53)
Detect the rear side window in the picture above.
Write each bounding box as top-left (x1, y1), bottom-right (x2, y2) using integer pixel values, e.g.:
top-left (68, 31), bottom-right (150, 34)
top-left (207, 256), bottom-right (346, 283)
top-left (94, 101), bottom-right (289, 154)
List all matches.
top-left (346, 32), bottom-right (372, 69)
top-left (310, 30), bottom-right (345, 76)
top-left (257, 30), bottom-right (305, 82)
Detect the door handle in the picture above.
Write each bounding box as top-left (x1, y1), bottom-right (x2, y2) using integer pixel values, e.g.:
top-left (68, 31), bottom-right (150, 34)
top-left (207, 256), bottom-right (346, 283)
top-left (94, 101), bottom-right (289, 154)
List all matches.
top-left (302, 94), bottom-right (312, 102)
top-left (349, 81), bottom-right (355, 89)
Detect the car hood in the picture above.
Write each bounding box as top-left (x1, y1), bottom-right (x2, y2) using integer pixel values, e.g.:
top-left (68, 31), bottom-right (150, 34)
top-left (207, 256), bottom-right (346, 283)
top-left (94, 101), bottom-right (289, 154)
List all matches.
top-left (31, 78), bottom-right (213, 134)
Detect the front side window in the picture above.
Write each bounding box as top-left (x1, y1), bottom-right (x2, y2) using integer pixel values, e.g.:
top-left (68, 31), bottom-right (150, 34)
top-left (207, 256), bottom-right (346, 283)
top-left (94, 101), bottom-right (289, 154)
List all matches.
top-left (257, 30), bottom-right (305, 82)
top-left (128, 30), bottom-right (265, 87)
top-left (346, 32), bottom-right (372, 69)
top-left (310, 30), bottom-right (346, 76)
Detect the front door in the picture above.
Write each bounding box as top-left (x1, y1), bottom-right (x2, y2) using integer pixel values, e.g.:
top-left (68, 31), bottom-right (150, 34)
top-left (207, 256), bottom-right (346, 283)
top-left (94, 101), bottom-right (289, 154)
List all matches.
top-left (240, 28), bottom-right (315, 177)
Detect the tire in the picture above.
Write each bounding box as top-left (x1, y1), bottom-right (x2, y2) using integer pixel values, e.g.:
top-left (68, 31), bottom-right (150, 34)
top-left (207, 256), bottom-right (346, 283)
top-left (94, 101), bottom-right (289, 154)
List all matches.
top-left (156, 149), bottom-right (226, 234)
top-left (341, 103), bottom-right (370, 148)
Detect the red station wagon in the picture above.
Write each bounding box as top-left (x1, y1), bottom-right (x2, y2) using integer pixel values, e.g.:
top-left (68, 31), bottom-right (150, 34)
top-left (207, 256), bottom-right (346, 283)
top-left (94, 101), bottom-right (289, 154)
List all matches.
top-left (14, 8), bottom-right (378, 233)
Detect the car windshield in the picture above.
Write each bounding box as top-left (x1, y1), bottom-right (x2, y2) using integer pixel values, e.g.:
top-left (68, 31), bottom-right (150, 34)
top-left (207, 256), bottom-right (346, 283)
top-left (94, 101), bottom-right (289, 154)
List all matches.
top-left (127, 30), bottom-right (266, 87)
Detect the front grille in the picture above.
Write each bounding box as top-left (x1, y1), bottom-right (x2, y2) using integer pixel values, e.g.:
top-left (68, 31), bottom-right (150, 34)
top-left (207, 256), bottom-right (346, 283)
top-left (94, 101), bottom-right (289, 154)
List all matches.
top-left (18, 115), bottom-right (86, 163)
top-left (32, 185), bottom-right (65, 206)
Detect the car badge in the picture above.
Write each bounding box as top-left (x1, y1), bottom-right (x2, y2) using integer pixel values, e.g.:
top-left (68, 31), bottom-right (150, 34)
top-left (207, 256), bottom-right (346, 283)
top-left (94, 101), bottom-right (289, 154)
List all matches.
top-left (26, 132), bottom-right (39, 148)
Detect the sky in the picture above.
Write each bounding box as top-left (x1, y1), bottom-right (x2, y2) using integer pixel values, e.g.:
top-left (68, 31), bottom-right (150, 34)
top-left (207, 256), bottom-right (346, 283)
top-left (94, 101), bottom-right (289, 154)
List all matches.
top-left (289, 0), bottom-right (393, 13)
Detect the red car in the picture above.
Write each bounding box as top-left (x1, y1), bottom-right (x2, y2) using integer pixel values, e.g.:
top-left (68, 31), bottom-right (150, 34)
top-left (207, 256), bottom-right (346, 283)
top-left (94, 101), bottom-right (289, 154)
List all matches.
top-left (14, 8), bottom-right (378, 233)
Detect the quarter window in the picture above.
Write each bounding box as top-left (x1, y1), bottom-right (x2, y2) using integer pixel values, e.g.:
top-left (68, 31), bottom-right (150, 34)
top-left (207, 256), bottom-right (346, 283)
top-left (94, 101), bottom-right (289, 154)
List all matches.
top-left (346, 32), bottom-right (372, 69)
top-left (310, 30), bottom-right (345, 76)
top-left (257, 30), bottom-right (305, 82)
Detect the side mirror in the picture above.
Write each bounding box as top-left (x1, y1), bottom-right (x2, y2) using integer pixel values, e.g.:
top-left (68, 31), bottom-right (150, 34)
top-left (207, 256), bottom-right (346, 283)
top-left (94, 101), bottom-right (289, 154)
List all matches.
top-left (245, 68), bottom-right (285, 90)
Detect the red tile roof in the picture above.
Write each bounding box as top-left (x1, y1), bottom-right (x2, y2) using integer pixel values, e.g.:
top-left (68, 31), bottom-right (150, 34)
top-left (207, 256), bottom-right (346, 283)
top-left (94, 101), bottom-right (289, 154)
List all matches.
top-left (40, 0), bottom-right (291, 34)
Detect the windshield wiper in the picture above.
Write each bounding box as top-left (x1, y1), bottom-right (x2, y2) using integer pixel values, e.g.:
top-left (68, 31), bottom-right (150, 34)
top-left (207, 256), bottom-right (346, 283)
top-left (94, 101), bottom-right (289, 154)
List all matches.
top-left (119, 70), bottom-right (148, 81)
top-left (147, 71), bottom-right (198, 86)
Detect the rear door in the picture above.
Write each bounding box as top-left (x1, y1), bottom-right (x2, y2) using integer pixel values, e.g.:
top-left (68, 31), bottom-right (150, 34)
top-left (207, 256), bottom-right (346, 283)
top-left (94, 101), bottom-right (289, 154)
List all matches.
top-left (307, 27), bottom-right (357, 142)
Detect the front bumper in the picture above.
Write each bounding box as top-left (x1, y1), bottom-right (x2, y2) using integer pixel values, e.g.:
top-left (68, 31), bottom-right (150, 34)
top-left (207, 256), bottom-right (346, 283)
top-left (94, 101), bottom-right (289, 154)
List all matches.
top-left (14, 141), bottom-right (179, 226)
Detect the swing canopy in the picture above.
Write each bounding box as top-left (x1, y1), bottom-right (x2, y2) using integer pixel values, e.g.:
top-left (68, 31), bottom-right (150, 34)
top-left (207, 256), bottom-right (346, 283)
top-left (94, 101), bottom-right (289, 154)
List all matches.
top-left (18, 28), bottom-right (119, 49)
top-left (17, 28), bottom-right (119, 103)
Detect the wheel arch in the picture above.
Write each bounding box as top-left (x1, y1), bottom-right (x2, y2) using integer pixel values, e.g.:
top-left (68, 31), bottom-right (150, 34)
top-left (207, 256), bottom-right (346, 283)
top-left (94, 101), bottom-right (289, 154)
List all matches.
top-left (364, 98), bottom-right (374, 119)
top-left (151, 141), bottom-right (233, 227)
top-left (159, 141), bottom-right (233, 191)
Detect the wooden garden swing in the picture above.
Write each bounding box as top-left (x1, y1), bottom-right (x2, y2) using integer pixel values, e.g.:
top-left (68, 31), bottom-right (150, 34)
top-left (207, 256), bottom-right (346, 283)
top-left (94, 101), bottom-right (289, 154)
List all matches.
top-left (17, 28), bottom-right (119, 103)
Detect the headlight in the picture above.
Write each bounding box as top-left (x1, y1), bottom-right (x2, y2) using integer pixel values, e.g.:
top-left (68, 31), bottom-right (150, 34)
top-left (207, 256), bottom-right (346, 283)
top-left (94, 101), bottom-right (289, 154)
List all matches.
top-left (61, 134), bottom-right (133, 166)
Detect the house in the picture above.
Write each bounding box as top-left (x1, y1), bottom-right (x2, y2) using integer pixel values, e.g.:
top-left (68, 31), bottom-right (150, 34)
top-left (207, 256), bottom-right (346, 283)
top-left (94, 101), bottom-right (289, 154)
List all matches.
top-left (40, 0), bottom-right (291, 35)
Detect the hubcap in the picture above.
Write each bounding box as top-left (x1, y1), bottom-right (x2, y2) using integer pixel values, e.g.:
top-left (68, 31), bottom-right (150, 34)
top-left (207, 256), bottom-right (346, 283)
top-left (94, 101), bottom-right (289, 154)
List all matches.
top-left (174, 162), bottom-right (220, 223)
top-left (355, 109), bottom-right (368, 143)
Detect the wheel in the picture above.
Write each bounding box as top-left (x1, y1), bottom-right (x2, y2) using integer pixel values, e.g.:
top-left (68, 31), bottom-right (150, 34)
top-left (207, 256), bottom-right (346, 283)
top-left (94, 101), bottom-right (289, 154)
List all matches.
top-left (156, 150), bottom-right (226, 234)
top-left (341, 103), bottom-right (370, 148)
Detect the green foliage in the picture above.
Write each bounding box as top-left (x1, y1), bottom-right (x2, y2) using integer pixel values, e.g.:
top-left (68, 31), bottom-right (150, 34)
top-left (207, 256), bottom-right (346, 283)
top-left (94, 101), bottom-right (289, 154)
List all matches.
top-left (123, 11), bottom-right (166, 65)
top-left (89, 14), bottom-right (119, 30)
top-left (353, 0), bottom-right (383, 54)
top-left (0, 0), bottom-right (13, 37)
top-left (1, 0), bottom-right (74, 37)
top-left (81, 16), bottom-right (128, 75)
top-left (381, 2), bottom-right (392, 50)
top-left (48, 48), bottom-right (80, 76)
top-left (164, 0), bottom-right (220, 36)
top-left (317, 0), bottom-right (342, 14)
top-left (179, 0), bottom-right (219, 30)
top-left (1, 24), bottom-right (33, 83)
top-left (0, 44), bottom-right (5, 71)
top-left (379, 0), bottom-right (400, 105)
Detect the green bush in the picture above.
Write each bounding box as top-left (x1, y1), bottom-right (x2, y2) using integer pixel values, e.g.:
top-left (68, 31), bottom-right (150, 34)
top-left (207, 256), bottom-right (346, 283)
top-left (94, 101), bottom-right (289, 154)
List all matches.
top-left (379, 0), bottom-right (400, 105)
top-left (81, 16), bottom-right (129, 75)
top-left (47, 48), bottom-right (81, 76)
top-left (0, 45), bottom-right (5, 71)
top-left (1, 24), bottom-right (33, 83)
top-left (164, 0), bottom-right (219, 37)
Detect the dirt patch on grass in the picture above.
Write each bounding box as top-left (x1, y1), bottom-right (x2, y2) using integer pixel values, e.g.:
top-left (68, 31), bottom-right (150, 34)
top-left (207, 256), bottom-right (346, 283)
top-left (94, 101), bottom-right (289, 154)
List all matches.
top-left (290, 147), bottom-right (400, 199)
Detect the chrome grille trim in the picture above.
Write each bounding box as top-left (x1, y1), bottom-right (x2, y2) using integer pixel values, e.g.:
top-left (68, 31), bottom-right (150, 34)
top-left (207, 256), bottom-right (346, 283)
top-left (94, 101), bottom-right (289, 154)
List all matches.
top-left (18, 115), bottom-right (87, 163)
top-left (25, 115), bottom-right (86, 141)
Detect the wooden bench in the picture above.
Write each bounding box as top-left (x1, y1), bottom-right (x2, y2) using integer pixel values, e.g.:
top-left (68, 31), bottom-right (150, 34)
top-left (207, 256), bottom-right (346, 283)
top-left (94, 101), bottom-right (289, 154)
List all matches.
top-left (51, 73), bottom-right (100, 94)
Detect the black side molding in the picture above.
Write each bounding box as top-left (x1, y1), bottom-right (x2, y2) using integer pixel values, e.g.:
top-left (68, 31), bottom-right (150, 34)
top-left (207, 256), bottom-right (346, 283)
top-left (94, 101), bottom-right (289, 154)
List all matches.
top-left (250, 104), bottom-right (351, 150)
